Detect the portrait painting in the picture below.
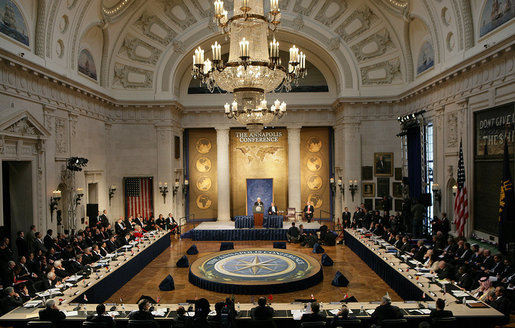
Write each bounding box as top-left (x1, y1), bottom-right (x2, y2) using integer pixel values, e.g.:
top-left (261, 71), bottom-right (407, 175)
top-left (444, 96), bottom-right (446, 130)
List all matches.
top-left (362, 182), bottom-right (375, 197)
top-left (393, 182), bottom-right (403, 198)
top-left (374, 152), bottom-right (393, 176)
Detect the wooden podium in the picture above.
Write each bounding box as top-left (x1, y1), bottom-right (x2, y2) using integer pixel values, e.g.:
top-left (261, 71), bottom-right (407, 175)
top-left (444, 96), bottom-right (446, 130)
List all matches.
top-left (253, 205), bottom-right (264, 227)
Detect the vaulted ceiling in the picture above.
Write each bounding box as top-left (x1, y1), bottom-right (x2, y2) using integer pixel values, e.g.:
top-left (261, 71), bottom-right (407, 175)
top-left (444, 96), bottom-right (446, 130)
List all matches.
top-left (8, 0), bottom-right (506, 104)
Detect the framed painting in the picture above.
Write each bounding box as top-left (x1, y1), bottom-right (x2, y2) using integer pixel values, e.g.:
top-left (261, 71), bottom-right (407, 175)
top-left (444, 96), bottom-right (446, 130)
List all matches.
top-left (362, 182), bottom-right (375, 197)
top-left (374, 152), bottom-right (393, 176)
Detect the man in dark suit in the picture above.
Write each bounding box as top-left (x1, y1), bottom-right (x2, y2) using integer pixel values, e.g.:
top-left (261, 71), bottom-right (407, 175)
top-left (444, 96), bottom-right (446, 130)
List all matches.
top-left (43, 229), bottom-right (54, 250)
top-left (2, 287), bottom-right (24, 313)
top-left (166, 213), bottom-right (178, 233)
top-left (86, 303), bottom-right (116, 328)
top-left (133, 214), bottom-right (144, 228)
top-left (39, 299), bottom-right (66, 323)
top-left (254, 197), bottom-right (264, 207)
top-left (250, 296), bottom-right (274, 321)
top-left (34, 232), bottom-right (48, 254)
top-left (413, 240), bottom-right (428, 262)
top-left (115, 218), bottom-right (126, 236)
top-left (456, 265), bottom-right (474, 290)
top-left (106, 235), bottom-right (117, 253)
top-left (371, 295), bottom-right (403, 326)
top-left (435, 260), bottom-right (454, 280)
top-left (100, 210), bottom-right (110, 228)
top-left (486, 286), bottom-right (511, 325)
top-left (342, 207), bottom-right (351, 228)
top-left (42, 272), bottom-right (60, 290)
top-left (27, 225), bottom-right (37, 254)
top-left (15, 231), bottom-right (28, 258)
top-left (300, 302), bottom-right (326, 323)
top-left (429, 298), bottom-right (453, 324)
top-left (267, 202), bottom-right (278, 216)
top-left (68, 255), bottom-right (84, 274)
top-left (329, 305), bottom-right (355, 328)
top-left (129, 299), bottom-right (156, 323)
top-left (303, 201), bottom-right (314, 223)
top-left (480, 249), bottom-right (495, 271)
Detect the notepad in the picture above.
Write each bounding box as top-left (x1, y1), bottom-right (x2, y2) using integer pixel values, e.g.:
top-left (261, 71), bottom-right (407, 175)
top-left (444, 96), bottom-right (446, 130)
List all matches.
top-left (23, 300), bottom-right (42, 308)
top-left (63, 311), bottom-right (79, 317)
top-left (365, 309), bottom-right (375, 315)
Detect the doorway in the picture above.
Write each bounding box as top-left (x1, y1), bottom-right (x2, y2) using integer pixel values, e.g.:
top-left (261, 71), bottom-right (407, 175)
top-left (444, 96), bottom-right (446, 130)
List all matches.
top-left (2, 161), bottom-right (33, 251)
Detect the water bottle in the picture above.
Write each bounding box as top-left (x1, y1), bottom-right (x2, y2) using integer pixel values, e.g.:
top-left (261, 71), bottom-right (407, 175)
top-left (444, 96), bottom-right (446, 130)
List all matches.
top-left (360, 305), bottom-right (364, 314)
top-left (236, 302), bottom-right (240, 313)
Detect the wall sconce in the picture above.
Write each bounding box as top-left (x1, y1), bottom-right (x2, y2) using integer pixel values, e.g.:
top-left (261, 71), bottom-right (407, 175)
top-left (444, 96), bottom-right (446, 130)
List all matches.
top-left (159, 182), bottom-right (169, 203)
top-left (50, 190), bottom-right (61, 215)
top-left (183, 179), bottom-right (189, 195)
top-left (452, 184), bottom-right (458, 196)
top-left (330, 177), bottom-right (336, 193)
top-left (173, 180), bottom-right (180, 196)
top-left (75, 188), bottom-right (84, 206)
top-left (108, 185), bottom-right (116, 205)
top-left (338, 178), bottom-right (344, 194)
top-left (432, 183), bottom-right (441, 204)
top-left (348, 180), bottom-right (358, 201)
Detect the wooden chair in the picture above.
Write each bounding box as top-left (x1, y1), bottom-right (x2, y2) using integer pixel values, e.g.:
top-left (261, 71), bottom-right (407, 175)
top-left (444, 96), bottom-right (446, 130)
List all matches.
top-left (300, 322), bottom-right (327, 328)
top-left (331, 318), bottom-right (361, 327)
top-left (127, 320), bottom-right (158, 328)
top-left (82, 321), bottom-right (109, 328)
top-left (286, 208), bottom-right (296, 221)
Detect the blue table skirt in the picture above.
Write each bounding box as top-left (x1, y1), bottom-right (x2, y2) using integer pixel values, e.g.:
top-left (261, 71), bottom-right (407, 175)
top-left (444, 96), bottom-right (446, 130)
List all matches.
top-left (263, 215), bottom-right (283, 228)
top-left (343, 230), bottom-right (431, 302)
top-left (192, 229), bottom-right (318, 241)
top-left (235, 216), bottom-right (254, 228)
top-left (74, 232), bottom-right (171, 303)
top-left (189, 265), bottom-right (323, 295)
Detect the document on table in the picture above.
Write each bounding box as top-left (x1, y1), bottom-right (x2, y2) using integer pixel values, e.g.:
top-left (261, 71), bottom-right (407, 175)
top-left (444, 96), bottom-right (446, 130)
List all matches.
top-left (152, 308), bottom-right (168, 317)
top-left (365, 309), bottom-right (375, 315)
top-left (329, 309), bottom-right (353, 315)
top-left (291, 310), bottom-right (306, 320)
top-left (108, 311), bottom-right (120, 317)
top-left (67, 275), bottom-right (83, 282)
top-left (451, 291), bottom-right (469, 297)
top-left (409, 309), bottom-right (431, 314)
top-left (63, 311), bottom-right (79, 317)
top-left (23, 300), bottom-right (42, 308)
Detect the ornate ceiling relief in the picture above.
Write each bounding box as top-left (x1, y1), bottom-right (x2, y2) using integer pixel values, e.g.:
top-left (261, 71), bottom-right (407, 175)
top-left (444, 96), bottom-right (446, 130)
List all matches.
top-left (113, 63), bottom-right (154, 89)
top-left (102, 0), bottom-right (137, 21)
top-left (189, 0), bottom-right (214, 18)
top-left (314, 0), bottom-right (347, 27)
top-left (351, 29), bottom-right (394, 61)
top-left (135, 13), bottom-right (176, 46)
top-left (5, 118), bottom-right (38, 136)
top-left (55, 117), bottom-right (68, 155)
top-left (360, 58), bottom-right (401, 85)
top-left (119, 36), bottom-right (162, 64)
top-left (161, 0), bottom-right (198, 30)
top-left (293, 0), bottom-right (318, 16)
top-left (335, 7), bottom-right (378, 42)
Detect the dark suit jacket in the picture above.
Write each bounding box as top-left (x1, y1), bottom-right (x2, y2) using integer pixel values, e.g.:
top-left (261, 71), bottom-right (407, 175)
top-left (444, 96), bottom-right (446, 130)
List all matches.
top-left (303, 205), bottom-right (314, 218)
top-left (489, 296), bottom-right (511, 324)
top-left (267, 206), bottom-right (277, 215)
top-left (300, 312), bottom-right (326, 323)
top-left (128, 310), bottom-right (154, 321)
top-left (430, 309), bottom-right (453, 320)
top-left (414, 246), bottom-right (428, 262)
top-left (16, 237), bottom-right (28, 257)
top-left (371, 304), bottom-right (403, 324)
top-left (436, 265), bottom-right (454, 280)
top-left (39, 308), bottom-right (66, 322)
top-left (457, 272), bottom-right (474, 290)
top-left (250, 305), bottom-right (274, 320)
top-left (86, 314), bottom-right (117, 328)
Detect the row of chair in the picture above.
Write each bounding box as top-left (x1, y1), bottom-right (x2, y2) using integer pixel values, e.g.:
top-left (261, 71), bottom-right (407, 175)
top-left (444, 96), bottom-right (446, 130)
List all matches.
top-left (27, 319), bottom-right (157, 328)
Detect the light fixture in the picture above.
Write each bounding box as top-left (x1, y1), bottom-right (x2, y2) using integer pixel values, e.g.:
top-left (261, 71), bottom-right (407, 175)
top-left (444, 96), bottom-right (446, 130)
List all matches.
top-left (348, 180), bottom-right (358, 202)
top-left (452, 184), bottom-right (458, 196)
top-left (330, 177), bottom-right (336, 193)
top-left (183, 179), bottom-right (189, 195)
top-left (432, 183), bottom-right (441, 212)
top-left (109, 185), bottom-right (117, 205)
top-left (75, 188), bottom-right (84, 206)
top-left (192, 0), bottom-right (307, 132)
top-left (338, 178), bottom-right (344, 194)
top-left (159, 182), bottom-right (169, 203)
top-left (173, 180), bottom-right (180, 196)
top-left (50, 190), bottom-right (61, 215)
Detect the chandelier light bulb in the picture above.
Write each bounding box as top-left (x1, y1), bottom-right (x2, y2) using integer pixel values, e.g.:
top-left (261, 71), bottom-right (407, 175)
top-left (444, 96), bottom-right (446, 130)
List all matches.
top-left (232, 100), bottom-right (238, 112)
top-left (224, 103), bottom-right (230, 113)
top-left (289, 45), bottom-right (299, 64)
top-left (203, 59), bottom-right (212, 75)
top-left (270, 0), bottom-right (279, 12)
top-left (212, 41), bottom-right (221, 61)
top-left (280, 102), bottom-right (286, 112)
top-left (214, 0), bottom-right (224, 16)
top-left (239, 38), bottom-right (249, 58)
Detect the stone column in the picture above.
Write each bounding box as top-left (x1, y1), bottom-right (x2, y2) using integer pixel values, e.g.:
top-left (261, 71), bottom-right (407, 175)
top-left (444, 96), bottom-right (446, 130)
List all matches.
top-left (342, 122), bottom-right (361, 210)
top-left (333, 124), bottom-right (344, 222)
top-left (155, 125), bottom-right (174, 216)
top-left (216, 127), bottom-right (231, 221)
top-left (287, 127), bottom-right (301, 212)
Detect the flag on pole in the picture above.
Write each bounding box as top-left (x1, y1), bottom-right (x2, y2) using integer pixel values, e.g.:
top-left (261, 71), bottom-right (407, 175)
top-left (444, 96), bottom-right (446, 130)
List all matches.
top-left (125, 177), bottom-right (154, 220)
top-left (498, 139), bottom-right (515, 254)
top-left (454, 140), bottom-right (469, 236)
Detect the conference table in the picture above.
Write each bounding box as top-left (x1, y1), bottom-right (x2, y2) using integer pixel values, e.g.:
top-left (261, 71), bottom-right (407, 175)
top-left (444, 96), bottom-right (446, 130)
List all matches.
top-left (235, 215), bottom-right (284, 229)
top-left (0, 229), bottom-right (505, 328)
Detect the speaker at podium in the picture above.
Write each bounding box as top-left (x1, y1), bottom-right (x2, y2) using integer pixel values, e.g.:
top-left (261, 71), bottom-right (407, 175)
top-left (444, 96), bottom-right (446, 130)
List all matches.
top-left (253, 204), bottom-right (264, 227)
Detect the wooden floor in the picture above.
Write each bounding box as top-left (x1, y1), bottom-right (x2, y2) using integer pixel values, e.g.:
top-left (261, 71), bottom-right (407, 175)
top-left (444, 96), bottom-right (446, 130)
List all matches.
top-left (107, 233), bottom-right (402, 304)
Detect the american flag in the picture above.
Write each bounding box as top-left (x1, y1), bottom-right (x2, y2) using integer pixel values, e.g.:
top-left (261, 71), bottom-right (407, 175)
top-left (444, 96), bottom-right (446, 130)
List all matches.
top-left (454, 141), bottom-right (468, 236)
top-left (125, 177), bottom-right (153, 220)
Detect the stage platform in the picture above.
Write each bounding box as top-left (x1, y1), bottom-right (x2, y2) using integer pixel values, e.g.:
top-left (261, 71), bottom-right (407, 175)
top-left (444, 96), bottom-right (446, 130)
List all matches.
top-left (183, 221), bottom-right (322, 241)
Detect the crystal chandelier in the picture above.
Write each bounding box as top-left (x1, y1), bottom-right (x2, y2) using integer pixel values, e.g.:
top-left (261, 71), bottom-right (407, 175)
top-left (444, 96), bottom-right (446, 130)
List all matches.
top-left (192, 0), bottom-right (307, 132)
